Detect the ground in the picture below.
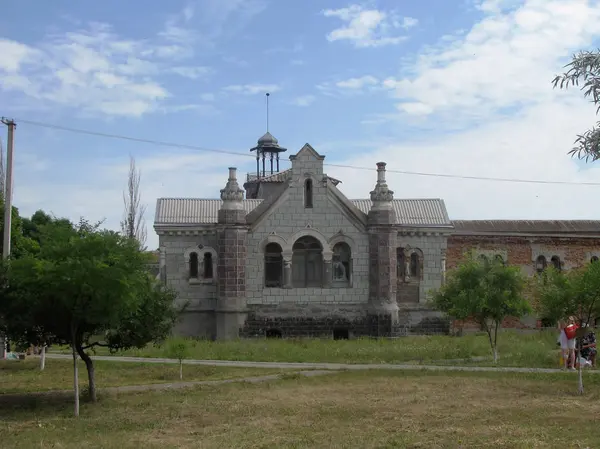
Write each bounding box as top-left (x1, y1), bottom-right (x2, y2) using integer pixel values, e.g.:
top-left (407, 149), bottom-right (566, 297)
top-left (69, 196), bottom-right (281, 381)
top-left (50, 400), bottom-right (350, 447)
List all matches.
top-left (2, 370), bottom-right (600, 448)
top-left (0, 359), bottom-right (292, 394)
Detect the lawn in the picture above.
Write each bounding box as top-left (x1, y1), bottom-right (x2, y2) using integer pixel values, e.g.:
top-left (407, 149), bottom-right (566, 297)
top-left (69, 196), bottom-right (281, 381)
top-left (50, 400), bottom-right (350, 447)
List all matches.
top-left (0, 358), bottom-right (291, 394)
top-left (1, 370), bottom-right (600, 448)
top-left (47, 330), bottom-right (562, 368)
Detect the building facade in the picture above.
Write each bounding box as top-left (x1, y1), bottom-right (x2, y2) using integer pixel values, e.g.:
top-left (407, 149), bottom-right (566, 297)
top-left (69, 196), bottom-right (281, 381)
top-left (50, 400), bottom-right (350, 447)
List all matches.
top-left (154, 136), bottom-right (600, 340)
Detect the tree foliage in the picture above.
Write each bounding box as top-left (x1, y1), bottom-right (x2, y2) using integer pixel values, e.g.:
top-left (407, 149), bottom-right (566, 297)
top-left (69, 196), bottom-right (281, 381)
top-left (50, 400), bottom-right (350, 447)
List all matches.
top-left (532, 262), bottom-right (600, 394)
top-left (2, 217), bottom-right (181, 408)
top-left (431, 254), bottom-right (531, 363)
top-left (553, 49), bottom-right (600, 162)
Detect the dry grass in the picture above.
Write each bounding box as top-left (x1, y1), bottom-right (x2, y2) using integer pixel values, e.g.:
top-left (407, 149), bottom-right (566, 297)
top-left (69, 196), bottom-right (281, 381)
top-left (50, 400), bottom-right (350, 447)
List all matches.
top-left (2, 370), bottom-right (600, 448)
top-left (0, 358), bottom-right (290, 394)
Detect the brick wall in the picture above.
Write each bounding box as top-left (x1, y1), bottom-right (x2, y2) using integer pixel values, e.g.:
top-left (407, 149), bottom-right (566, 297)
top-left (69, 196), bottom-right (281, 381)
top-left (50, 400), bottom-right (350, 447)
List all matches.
top-left (446, 234), bottom-right (600, 331)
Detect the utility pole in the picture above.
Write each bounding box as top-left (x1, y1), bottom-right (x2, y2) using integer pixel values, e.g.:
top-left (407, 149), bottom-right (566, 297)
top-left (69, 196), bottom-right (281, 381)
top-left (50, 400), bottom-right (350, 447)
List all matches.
top-left (0, 117), bottom-right (15, 359)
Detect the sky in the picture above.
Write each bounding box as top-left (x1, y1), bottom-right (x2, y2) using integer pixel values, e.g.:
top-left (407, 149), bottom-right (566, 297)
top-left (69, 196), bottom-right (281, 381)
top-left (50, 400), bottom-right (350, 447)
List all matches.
top-left (2, 0), bottom-right (600, 250)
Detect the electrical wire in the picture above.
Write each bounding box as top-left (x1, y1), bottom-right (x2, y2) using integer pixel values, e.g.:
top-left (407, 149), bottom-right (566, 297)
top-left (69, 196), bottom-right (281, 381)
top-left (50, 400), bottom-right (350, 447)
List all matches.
top-left (9, 117), bottom-right (600, 187)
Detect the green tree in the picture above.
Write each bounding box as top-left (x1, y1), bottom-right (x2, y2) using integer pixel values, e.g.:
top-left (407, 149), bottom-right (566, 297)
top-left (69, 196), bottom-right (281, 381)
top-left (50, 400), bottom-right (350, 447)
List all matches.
top-left (553, 50), bottom-right (600, 161)
top-left (532, 262), bottom-right (600, 394)
top-left (431, 254), bottom-right (531, 363)
top-left (165, 338), bottom-right (191, 380)
top-left (3, 218), bottom-right (181, 415)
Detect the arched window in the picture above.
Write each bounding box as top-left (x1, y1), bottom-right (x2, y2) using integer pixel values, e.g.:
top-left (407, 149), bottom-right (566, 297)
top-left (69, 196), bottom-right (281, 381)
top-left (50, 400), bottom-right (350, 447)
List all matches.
top-left (292, 236), bottom-right (322, 287)
top-left (494, 254), bottom-right (505, 265)
top-left (592, 256), bottom-right (599, 264)
top-left (203, 252), bottom-right (213, 279)
top-left (551, 256), bottom-right (561, 271)
top-left (410, 252), bottom-right (420, 278)
top-left (332, 242), bottom-right (351, 286)
top-left (304, 179), bottom-right (313, 208)
top-left (478, 254), bottom-right (488, 264)
top-left (397, 248), bottom-right (405, 280)
top-left (535, 255), bottom-right (547, 273)
top-left (189, 252), bottom-right (199, 278)
top-left (264, 243), bottom-right (283, 287)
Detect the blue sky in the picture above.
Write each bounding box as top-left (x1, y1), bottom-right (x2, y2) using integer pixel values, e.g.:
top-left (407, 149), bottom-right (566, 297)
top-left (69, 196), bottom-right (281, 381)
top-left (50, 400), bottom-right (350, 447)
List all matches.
top-left (2, 0), bottom-right (600, 249)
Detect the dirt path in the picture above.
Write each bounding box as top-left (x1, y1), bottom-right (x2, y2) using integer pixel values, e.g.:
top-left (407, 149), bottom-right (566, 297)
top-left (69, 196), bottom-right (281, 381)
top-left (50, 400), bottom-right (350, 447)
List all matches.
top-left (0, 369), bottom-right (335, 402)
top-left (43, 353), bottom-right (597, 374)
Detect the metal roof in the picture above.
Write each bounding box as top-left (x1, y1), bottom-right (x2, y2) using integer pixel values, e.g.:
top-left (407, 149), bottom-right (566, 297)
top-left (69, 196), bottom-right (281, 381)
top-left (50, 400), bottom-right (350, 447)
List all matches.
top-left (155, 198), bottom-right (451, 227)
top-left (351, 199), bottom-right (452, 227)
top-left (155, 198), bottom-right (263, 224)
top-left (452, 220), bottom-right (600, 235)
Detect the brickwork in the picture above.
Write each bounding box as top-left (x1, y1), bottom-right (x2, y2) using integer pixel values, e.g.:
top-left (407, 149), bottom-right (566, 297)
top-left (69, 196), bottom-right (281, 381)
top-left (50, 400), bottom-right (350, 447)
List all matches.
top-left (447, 234), bottom-right (600, 331)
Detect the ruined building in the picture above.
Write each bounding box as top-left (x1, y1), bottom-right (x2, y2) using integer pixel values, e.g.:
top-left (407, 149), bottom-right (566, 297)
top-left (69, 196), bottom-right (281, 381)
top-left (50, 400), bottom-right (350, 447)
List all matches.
top-left (154, 132), bottom-right (600, 339)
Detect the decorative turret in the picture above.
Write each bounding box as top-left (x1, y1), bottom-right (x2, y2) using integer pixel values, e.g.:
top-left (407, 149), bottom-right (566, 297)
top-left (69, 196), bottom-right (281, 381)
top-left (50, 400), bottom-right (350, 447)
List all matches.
top-left (368, 162), bottom-right (396, 225)
top-left (218, 167), bottom-right (246, 224)
top-left (216, 166), bottom-right (249, 340)
top-left (249, 93), bottom-right (288, 178)
top-left (369, 162), bottom-right (394, 210)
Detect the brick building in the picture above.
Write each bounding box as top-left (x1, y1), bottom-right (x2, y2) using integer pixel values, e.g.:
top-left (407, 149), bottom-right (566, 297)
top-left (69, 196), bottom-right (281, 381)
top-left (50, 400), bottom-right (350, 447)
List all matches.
top-left (153, 134), bottom-right (600, 340)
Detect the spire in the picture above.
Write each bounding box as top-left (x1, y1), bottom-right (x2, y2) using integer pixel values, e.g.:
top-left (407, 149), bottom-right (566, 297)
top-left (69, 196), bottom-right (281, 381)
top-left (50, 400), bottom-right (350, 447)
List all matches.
top-left (369, 162), bottom-right (394, 210)
top-left (249, 93), bottom-right (287, 177)
top-left (220, 167), bottom-right (244, 210)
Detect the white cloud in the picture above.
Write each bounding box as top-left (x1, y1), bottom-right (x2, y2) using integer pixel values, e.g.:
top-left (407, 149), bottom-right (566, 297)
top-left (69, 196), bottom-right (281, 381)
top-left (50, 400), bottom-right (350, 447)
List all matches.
top-left (322, 4), bottom-right (416, 48)
top-left (0, 15), bottom-right (219, 117)
top-left (380, 0), bottom-right (600, 122)
top-left (171, 66), bottom-right (212, 79)
top-left (324, 0), bottom-right (600, 229)
top-left (290, 95), bottom-right (316, 107)
top-left (223, 84), bottom-right (281, 95)
top-left (336, 75), bottom-right (379, 89)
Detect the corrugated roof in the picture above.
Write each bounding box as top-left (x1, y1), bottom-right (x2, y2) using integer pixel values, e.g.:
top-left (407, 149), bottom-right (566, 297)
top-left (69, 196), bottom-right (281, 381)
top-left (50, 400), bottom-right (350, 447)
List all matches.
top-left (155, 198), bottom-right (263, 224)
top-left (452, 220), bottom-right (600, 235)
top-left (155, 198), bottom-right (451, 227)
top-left (352, 199), bottom-right (452, 226)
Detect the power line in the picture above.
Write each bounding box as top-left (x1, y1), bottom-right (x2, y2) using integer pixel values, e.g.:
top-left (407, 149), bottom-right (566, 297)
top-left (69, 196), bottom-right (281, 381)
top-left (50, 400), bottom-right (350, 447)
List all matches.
top-left (11, 117), bottom-right (600, 187)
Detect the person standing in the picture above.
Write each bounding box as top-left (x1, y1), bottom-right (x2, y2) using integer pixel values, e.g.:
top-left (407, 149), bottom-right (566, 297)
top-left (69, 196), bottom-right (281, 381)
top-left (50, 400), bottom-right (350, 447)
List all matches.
top-left (561, 316), bottom-right (578, 371)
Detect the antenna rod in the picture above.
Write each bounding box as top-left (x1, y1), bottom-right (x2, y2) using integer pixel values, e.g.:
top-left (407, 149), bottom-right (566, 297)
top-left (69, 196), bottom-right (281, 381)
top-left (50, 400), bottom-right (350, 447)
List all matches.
top-left (266, 92), bottom-right (270, 133)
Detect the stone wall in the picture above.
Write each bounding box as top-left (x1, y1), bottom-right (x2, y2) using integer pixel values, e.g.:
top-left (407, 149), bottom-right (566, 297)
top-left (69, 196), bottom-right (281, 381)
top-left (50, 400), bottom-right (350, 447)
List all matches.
top-left (160, 232), bottom-right (219, 338)
top-left (246, 146), bottom-right (370, 307)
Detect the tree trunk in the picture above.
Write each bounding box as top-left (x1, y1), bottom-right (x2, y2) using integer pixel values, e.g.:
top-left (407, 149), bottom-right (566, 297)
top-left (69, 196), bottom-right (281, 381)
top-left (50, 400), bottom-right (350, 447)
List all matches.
top-left (76, 343), bottom-right (97, 402)
top-left (71, 341), bottom-right (80, 417)
top-left (179, 360), bottom-right (183, 380)
top-left (39, 345), bottom-right (46, 371)
top-left (484, 325), bottom-right (498, 364)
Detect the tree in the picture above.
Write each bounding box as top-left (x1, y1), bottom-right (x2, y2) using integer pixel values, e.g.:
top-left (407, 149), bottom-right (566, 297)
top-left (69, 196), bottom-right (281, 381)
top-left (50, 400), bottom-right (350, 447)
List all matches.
top-left (431, 254), bottom-right (531, 363)
top-left (553, 50), bottom-right (600, 161)
top-left (532, 262), bottom-right (600, 394)
top-left (121, 156), bottom-right (147, 249)
top-left (165, 338), bottom-right (191, 380)
top-left (2, 218), bottom-right (181, 415)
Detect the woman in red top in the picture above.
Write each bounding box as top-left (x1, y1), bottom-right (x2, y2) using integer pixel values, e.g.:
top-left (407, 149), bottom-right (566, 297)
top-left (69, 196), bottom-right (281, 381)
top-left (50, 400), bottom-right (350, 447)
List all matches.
top-left (560, 316), bottom-right (578, 371)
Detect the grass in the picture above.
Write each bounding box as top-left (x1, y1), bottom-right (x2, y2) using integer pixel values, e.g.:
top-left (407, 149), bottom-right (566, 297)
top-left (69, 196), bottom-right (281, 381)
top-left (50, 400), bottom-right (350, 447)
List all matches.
top-left (47, 330), bottom-right (563, 368)
top-left (2, 369), bottom-right (600, 448)
top-left (0, 358), bottom-right (291, 394)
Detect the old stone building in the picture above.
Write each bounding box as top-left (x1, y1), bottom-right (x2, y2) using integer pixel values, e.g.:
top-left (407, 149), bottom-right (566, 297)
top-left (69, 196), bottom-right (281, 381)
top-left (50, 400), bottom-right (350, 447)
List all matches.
top-left (154, 134), bottom-right (600, 340)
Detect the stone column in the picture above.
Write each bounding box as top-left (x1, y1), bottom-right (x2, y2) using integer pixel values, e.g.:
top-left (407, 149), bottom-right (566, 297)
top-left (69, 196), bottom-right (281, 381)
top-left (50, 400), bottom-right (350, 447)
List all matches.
top-left (159, 245), bottom-right (167, 284)
top-left (441, 248), bottom-right (447, 286)
top-left (323, 253), bottom-right (333, 288)
top-left (216, 167), bottom-right (249, 340)
top-left (367, 162), bottom-right (399, 336)
top-left (283, 259), bottom-right (292, 288)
